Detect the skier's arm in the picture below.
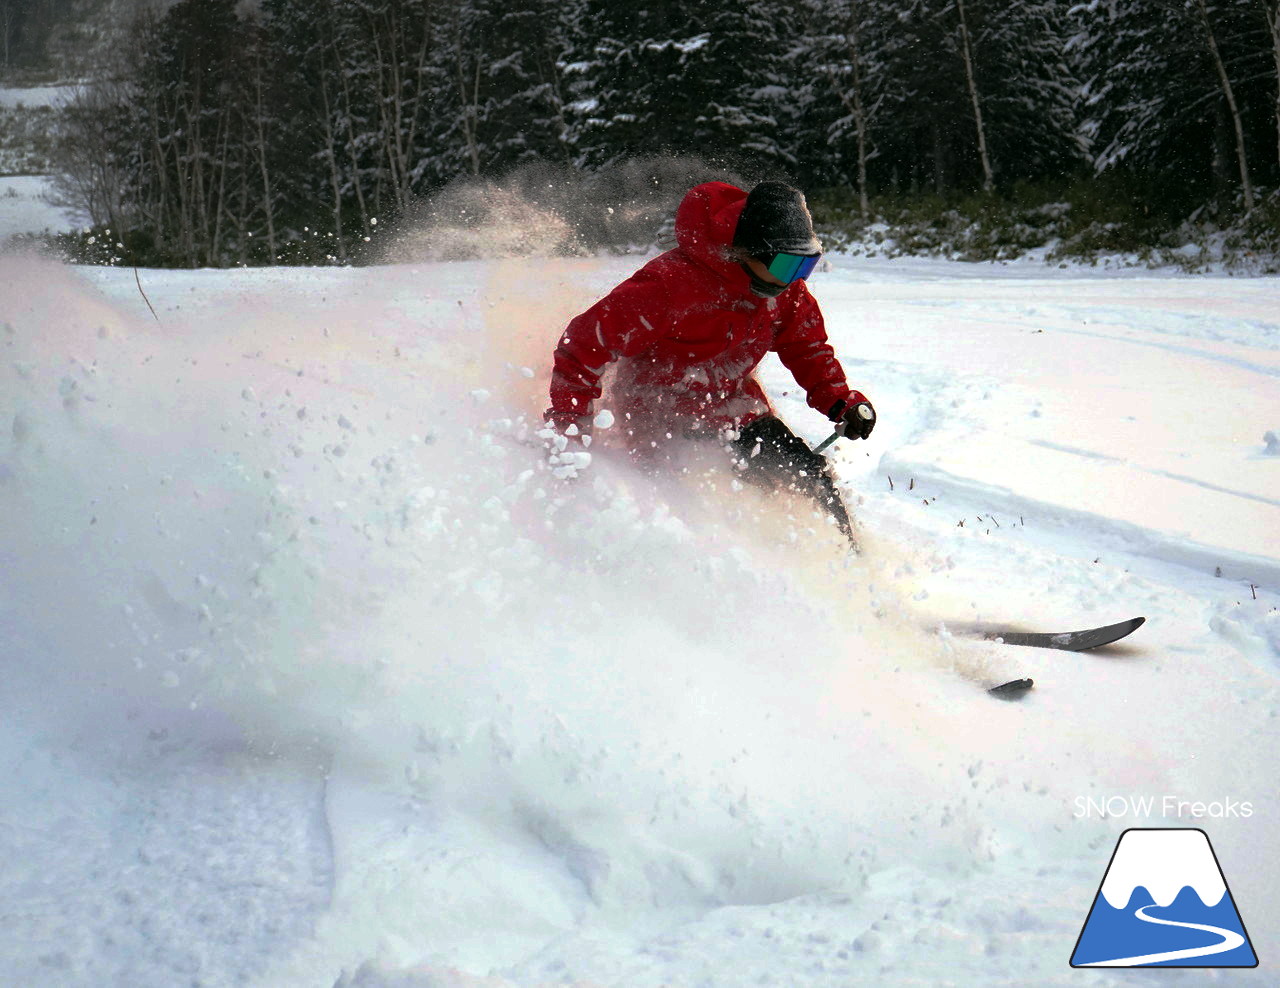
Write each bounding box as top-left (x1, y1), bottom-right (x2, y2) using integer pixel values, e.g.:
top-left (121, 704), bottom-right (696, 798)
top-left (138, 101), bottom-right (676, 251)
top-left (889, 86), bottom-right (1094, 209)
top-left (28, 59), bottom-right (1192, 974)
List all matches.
top-left (546, 270), bottom-right (670, 430)
top-left (770, 287), bottom-right (857, 418)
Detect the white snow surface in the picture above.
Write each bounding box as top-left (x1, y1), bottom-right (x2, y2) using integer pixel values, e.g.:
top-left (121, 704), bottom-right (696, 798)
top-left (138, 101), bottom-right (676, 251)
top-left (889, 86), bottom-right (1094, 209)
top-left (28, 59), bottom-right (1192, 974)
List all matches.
top-left (0, 86), bottom-right (74, 109)
top-left (1, 251), bottom-right (1277, 986)
top-left (0, 175), bottom-right (86, 238)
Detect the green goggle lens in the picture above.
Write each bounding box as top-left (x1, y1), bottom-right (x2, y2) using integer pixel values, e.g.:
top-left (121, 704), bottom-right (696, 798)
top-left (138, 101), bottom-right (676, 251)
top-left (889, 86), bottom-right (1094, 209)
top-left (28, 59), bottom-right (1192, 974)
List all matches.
top-left (764, 252), bottom-right (821, 284)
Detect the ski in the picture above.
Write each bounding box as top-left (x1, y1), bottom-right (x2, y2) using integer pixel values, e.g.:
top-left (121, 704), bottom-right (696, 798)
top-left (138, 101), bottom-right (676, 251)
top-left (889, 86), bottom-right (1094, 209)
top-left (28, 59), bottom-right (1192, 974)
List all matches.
top-left (988, 677), bottom-right (1034, 699)
top-left (978, 616), bottom-right (1145, 652)
top-left (976, 618), bottom-right (1145, 699)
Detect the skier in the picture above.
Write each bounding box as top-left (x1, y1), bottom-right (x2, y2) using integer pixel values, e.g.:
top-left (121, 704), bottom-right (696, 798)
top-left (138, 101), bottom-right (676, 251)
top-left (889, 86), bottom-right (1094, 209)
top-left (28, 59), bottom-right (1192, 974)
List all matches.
top-left (543, 179), bottom-right (875, 544)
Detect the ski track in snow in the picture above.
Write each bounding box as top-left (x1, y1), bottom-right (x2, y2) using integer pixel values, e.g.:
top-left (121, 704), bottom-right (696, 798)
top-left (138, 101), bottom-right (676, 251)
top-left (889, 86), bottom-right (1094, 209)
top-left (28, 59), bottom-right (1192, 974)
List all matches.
top-left (1, 252), bottom-right (1277, 986)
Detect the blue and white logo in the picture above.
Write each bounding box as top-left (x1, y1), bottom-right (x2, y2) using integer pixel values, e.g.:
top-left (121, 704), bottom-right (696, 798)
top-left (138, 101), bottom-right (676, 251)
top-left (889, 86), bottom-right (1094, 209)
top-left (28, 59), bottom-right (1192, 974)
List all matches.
top-left (1071, 828), bottom-right (1257, 968)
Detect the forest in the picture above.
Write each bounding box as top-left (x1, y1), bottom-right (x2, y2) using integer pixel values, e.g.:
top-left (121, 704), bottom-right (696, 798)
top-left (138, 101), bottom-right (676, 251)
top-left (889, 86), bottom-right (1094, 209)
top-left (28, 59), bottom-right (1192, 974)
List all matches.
top-left (25, 0), bottom-right (1280, 267)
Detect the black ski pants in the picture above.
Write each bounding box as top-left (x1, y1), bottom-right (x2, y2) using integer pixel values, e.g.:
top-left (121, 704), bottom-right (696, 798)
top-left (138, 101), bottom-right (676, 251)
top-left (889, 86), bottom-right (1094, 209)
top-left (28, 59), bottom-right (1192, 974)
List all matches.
top-left (728, 415), bottom-right (855, 545)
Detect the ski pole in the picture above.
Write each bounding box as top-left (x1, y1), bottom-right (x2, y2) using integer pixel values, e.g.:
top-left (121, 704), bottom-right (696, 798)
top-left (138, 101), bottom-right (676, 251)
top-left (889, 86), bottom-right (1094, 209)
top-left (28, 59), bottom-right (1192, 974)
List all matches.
top-left (811, 430), bottom-right (840, 454)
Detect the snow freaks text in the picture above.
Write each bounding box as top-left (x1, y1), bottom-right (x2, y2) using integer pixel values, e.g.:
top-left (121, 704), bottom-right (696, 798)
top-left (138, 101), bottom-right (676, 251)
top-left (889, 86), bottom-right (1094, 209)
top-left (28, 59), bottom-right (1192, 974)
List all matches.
top-left (1073, 796), bottom-right (1255, 820)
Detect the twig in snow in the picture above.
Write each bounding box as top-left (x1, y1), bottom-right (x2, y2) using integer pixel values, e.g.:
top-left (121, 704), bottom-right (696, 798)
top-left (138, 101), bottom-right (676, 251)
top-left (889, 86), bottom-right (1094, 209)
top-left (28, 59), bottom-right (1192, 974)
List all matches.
top-left (135, 267), bottom-right (159, 323)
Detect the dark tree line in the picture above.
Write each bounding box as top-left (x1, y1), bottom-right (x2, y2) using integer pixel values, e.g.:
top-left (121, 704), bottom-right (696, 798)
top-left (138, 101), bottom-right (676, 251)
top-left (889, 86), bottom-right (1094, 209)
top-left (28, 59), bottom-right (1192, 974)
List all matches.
top-left (1, 0), bottom-right (75, 73)
top-left (0, 0), bottom-right (137, 77)
top-left (51, 0), bottom-right (1280, 266)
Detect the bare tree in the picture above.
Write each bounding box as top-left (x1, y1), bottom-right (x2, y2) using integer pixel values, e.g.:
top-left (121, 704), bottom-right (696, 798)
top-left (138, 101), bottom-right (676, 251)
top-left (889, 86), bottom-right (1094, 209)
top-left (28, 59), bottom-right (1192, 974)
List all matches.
top-left (364, 0), bottom-right (433, 212)
top-left (822, 0), bottom-right (875, 221)
top-left (335, 42), bottom-right (373, 239)
top-left (50, 78), bottom-right (133, 231)
top-left (1, 0), bottom-right (12, 75)
top-left (248, 36), bottom-right (277, 260)
top-left (317, 69), bottom-right (347, 261)
top-left (1194, 0), bottom-right (1254, 211)
top-left (1262, 0), bottom-right (1280, 170)
top-left (954, 0), bottom-right (994, 191)
top-left (453, 22), bottom-right (484, 176)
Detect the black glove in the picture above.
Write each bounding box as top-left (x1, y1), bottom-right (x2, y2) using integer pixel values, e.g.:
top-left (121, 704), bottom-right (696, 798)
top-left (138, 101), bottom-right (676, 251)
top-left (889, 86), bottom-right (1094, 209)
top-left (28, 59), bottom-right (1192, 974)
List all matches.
top-left (828, 393), bottom-right (876, 440)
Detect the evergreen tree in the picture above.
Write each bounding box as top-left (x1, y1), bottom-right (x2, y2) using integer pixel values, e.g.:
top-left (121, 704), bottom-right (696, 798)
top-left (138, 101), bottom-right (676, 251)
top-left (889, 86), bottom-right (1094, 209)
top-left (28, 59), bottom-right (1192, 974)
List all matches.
top-left (1074, 0), bottom-right (1273, 204)
top-left (788, 0), bottom-right (904, 210)
top-left (260, 0), bottom-right (357, 258)
top-left (418, 0), bottom-right (572, 183)
top-left (565, 0), bottom-right (788, 171)
top-left (965, 0), bottom-right (1084, 184)
top-left (872, 0), bottom-right (978, 193)
top-left (131, 0), bottom-right (250, 265)
top-left (49, 0), bottom-right (1280, 267)
top-left (475, 0), bottom-right (572, 172)
top-left (677, 0), bottom-right (792, 168)
top-left (1265, 0), bottom-right (1280, 172)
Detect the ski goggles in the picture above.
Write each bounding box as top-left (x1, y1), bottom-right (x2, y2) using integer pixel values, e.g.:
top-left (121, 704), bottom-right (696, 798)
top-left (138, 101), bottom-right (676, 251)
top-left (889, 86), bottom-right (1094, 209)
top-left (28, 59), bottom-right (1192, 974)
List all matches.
top-left (760, 250), bottom-right (821, 284)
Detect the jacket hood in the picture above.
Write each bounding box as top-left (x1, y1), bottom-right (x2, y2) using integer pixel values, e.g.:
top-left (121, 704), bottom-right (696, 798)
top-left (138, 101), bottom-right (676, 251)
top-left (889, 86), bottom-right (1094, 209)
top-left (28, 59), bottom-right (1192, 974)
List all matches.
top-left (674, 182), bottom-right (754, 292)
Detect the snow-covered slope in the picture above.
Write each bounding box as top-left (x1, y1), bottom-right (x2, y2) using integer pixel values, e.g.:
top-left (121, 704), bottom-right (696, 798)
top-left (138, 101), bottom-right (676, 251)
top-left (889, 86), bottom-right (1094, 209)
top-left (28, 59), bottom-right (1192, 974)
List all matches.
top-left (0, 86), bottom-right (74, 108)
top-left (1, 252), bottom-right (1276, 986)
top-left (0, 175), bottom-right (85, 239)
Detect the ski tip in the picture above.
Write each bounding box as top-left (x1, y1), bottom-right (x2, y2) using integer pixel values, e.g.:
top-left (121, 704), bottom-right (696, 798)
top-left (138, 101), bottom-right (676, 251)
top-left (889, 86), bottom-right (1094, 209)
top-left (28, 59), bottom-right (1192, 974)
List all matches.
top-left (988, 677), bottom-right (1034, 700)
top-left (982, 616), bottom-right (1148, 652)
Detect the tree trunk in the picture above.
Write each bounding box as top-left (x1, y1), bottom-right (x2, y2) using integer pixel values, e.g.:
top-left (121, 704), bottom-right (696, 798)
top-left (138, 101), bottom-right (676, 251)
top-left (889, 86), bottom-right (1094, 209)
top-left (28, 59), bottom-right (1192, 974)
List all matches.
top-left (236, 136), bottom-right (250, 265)
top-left (1211, 103), bottom-right (1231, 195)
top-left (369, 19), bottom-right (404, 207)
top-left (149, 84), bottom-right (171, 259)
top-left (1196, 0), bottom-right (1254, 211)
top-left (318, 73), bottom-right (346, 262)
top-left (365, 3), bottom-right (428, 214)
top-left (210, 104), bottom-right (230, 266)
top-left (403, 12), bottom-right (432, 198)
top-left (170, 77), bottom-right (195, 267)
top-left (451, 11), bottom-right (484, 177)
top-left (954, 0), bottom-right (994, 191)
top-left (457, 42), bottom-right (483, 175)
top-left (335, 52), bottom-right (372, 238)
top-left (931, 116), bottom-right (947, 193)
top-left (1263, 0), bottom-right (1280, 169)
top-left (825, 0), bottom-right (871, 221)
top-left (538, 31), bottom-right (571, 162)
top-left (186, 68), bottom-right (210, 267)
top-left (252, 46), bottom-right (277, 261)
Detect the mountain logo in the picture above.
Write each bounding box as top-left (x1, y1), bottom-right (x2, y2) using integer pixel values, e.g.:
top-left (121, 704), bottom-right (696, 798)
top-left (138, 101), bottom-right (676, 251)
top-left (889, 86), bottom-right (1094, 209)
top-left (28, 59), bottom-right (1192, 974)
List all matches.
top-left (1070, 828), bottom-right (1258, 968)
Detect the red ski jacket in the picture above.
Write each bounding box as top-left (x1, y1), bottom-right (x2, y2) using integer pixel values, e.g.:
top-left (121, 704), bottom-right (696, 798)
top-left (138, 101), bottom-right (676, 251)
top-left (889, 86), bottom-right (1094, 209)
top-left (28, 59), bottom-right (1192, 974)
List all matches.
top-left (546, 182), bottom-right (853, 445)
